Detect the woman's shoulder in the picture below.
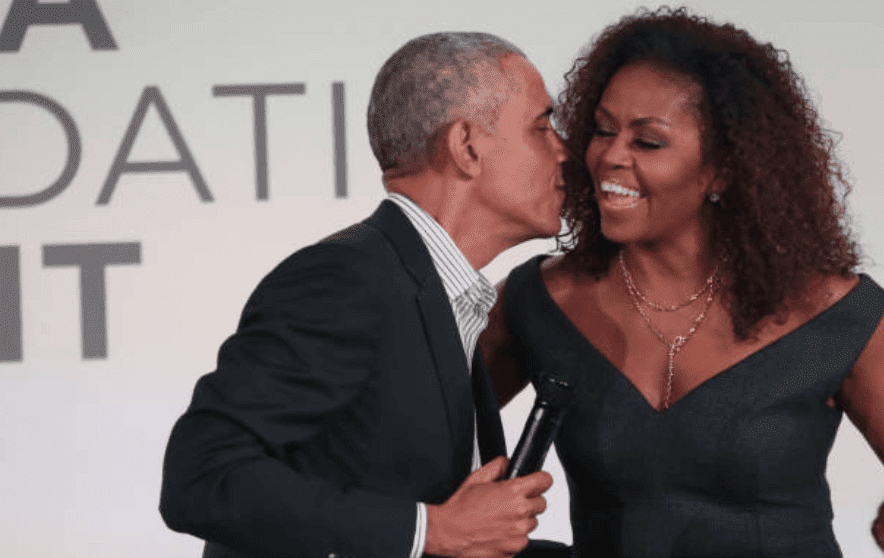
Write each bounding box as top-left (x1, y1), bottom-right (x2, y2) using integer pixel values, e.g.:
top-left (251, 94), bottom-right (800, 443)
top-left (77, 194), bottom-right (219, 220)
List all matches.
top-left (539, 254), bottom-right (569, 300)
top-left (795, 272), bottom-right (862, 318)
top-left (837, 272), bottom-right (884, 457)
top-left (539, 253), bottom-right (610, 308)
top-left (502, 253), bottom-right (580, 304)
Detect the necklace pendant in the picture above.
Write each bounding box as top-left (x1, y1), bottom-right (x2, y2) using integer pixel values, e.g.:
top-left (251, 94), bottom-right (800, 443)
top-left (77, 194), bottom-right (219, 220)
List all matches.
top-left (619, 249), bottom-right (723, 414)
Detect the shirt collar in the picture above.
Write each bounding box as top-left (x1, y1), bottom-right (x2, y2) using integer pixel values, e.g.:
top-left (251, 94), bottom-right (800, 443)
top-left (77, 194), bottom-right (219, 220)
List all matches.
top-left (387, 193), bottom-right (493, 304)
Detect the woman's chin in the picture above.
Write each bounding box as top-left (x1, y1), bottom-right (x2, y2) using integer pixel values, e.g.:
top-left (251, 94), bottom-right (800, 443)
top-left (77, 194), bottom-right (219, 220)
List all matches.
top-left (599, 222), bottom-right (641, 245)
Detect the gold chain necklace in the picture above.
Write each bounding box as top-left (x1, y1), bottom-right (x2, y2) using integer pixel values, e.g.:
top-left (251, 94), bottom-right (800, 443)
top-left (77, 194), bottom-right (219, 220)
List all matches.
top-left (618, 251), bottom-right (721, 410)
top-left (619, 251), bottom-right (720, 311)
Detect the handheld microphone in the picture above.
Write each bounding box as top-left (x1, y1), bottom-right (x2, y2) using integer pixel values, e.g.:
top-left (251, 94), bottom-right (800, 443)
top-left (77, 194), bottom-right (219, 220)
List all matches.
top-left (503, 360), bottom-right (579, 479)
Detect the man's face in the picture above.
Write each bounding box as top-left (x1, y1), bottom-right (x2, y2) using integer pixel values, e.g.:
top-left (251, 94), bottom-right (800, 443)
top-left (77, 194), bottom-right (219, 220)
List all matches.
top-left (473, 55), bottom-right (568, 243)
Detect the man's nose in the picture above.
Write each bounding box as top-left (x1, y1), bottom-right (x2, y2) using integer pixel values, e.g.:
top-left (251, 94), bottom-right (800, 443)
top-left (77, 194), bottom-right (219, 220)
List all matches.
top-left (552, 130), bottom-right (568, 162)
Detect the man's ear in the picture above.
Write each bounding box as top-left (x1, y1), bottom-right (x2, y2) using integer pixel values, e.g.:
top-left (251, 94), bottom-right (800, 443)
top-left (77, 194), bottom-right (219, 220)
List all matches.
top-left (441, 119), bottom-right (484, 179)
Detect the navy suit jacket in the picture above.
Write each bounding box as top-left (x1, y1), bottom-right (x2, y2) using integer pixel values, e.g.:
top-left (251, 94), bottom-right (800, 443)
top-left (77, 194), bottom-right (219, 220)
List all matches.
top-left (160, 201), bottom-right (507, 558)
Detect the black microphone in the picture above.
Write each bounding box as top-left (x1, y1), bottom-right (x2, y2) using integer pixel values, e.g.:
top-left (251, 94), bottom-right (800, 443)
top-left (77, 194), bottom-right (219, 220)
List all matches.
top-left (503, 360), bottom-right (579, 479)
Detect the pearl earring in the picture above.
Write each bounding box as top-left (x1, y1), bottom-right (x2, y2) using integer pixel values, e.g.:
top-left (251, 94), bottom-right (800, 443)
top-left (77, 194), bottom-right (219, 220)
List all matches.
top-left (709, 192), bottom-right (720, 203)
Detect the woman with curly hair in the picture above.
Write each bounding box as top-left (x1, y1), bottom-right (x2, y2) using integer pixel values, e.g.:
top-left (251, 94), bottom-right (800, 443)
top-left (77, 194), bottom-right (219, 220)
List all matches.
top-left (480, 7), bottom-right (884, 557)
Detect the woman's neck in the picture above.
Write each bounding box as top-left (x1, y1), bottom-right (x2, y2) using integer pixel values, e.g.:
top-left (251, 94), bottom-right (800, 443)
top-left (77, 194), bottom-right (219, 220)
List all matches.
top-left (619, 240), bottom-right (718, 307)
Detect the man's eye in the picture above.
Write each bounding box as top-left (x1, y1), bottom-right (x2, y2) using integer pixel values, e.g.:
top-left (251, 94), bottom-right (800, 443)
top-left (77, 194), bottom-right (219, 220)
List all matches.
top-left (592, 128), bottom-right (615, 137)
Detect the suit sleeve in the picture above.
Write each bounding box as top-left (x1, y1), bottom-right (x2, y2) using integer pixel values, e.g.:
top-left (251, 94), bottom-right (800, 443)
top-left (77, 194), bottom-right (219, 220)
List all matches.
top-left (159, 244), bottom-right (416, 558)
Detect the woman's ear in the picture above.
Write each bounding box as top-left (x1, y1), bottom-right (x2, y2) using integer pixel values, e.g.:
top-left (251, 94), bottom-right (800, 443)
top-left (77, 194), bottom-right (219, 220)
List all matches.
top-left (704, 168), bottom-right (726, 202)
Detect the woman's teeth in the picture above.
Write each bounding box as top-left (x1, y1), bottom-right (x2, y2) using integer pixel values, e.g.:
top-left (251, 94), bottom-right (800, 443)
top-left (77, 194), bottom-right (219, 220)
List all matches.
top-left (600, 182), bottom-right (640, 197)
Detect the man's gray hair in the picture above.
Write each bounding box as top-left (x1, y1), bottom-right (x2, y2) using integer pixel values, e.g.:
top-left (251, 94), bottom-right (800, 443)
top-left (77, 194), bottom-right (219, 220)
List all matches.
top-left (367, 32), bottom-right (526, 172)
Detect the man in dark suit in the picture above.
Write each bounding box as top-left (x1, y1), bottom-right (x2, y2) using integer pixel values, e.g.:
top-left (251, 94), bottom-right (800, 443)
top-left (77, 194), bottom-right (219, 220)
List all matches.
top-left (160, 32), bottom-right (567, 558)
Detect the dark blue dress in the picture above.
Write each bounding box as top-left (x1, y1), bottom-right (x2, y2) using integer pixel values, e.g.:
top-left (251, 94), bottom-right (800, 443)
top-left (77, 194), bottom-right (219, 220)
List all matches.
top-left (504, 256), bottom-right (884, 558)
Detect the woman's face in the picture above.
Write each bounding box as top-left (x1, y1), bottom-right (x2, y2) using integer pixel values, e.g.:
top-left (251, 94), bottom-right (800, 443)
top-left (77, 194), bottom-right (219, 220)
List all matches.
top-left (585, 62), bottom-right (718, 247)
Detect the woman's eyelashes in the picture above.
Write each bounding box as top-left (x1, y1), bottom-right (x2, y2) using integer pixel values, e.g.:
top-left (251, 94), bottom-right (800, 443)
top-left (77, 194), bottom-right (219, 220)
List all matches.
top-left (591, 127), bottom-right (665, 150)
top-left (635, 137), bottom-right (664, 149)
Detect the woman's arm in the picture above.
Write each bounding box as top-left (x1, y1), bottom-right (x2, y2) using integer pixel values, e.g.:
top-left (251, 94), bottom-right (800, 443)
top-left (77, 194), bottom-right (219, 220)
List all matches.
top-left (479, 279), bottom-right (531, 407)
top-left (838, 315), bottom-right (884, 551)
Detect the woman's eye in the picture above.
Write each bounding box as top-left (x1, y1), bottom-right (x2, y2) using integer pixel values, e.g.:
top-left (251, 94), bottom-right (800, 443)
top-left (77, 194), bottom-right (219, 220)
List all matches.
top-left (592, 128), bottom-right (615, 137)
top-left (635, 138), bottom-right (663, 149)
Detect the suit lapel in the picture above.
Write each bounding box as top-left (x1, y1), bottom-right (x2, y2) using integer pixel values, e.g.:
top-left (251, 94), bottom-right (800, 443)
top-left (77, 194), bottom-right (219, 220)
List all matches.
top-left (416, 279), bottom-right (474, 480)
top-left (365, 201), bottom-right (474, 480)
top-left (472, 353), bottom-right (507, 462)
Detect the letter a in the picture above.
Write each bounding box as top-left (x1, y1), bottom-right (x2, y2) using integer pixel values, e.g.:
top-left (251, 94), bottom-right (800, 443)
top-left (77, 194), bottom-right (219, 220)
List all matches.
top-left (0, 0), bottom-right (117, 52)
top-left (97, 86), bottom-right (212, 204)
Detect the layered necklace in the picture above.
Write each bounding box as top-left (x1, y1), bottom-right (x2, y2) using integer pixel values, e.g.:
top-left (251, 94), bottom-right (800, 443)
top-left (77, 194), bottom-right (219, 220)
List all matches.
top-left (618, 251), bottom-right (722, 410)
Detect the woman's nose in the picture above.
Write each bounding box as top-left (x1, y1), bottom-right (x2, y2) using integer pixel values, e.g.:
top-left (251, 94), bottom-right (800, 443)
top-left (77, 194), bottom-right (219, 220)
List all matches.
top-left (599, 135), bottom-right (630, 168)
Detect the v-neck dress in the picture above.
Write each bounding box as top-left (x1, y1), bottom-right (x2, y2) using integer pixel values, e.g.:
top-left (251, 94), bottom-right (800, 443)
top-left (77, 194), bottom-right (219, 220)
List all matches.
top-left (504, 256), bottom-right (884, 558)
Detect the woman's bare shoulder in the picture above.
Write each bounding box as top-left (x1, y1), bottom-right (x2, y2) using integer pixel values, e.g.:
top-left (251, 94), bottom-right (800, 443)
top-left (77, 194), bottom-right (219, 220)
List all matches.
top-left (801, 272), bottom-right (861, 316)
top-left (540, 253), bottom-right (608, 306)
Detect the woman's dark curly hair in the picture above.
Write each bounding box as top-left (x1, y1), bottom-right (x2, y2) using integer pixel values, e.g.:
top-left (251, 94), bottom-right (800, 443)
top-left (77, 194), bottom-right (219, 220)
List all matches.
top-left (556, 5), bottom-right (861, 340)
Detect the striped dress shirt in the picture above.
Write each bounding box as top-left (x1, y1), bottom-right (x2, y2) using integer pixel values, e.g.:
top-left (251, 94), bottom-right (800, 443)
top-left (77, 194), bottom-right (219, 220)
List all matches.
top-left (387, 193), bottom-right (498, 558)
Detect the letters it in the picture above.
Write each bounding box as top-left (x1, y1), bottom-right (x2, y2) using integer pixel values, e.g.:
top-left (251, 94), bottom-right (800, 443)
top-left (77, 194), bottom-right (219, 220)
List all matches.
top-left (43, 242), bottom-right (140, 359)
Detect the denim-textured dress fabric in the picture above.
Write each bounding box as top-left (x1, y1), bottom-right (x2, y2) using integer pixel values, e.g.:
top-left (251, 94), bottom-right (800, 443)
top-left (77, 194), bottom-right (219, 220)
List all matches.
top-left (504, 256), bottom-right (884, 558)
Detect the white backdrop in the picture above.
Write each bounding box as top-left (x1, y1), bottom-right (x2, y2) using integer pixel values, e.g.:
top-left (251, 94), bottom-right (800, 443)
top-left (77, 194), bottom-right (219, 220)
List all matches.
top-left (2, 0), bottom-right (883, 556)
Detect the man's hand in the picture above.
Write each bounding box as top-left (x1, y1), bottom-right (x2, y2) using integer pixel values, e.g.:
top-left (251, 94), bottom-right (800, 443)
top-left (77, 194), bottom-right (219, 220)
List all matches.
top-left (424, 456), bottom-right (553, 558)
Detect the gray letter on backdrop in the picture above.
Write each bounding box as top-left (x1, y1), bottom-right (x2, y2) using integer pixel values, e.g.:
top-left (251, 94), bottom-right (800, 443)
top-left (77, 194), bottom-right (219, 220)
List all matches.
top-left (43, 243), bottom-right (140, 359)
top-left (97, 87), bottom-right (212, 204)
top-left (0, 91), bottom-right (81, 208)
top-left (332, 82), bottom-right (348, 199)
top-left (0, 0), bottom-right (117, 52)
top-left (0, 246), bottom-right (22, 362)
top-left (213, 83), bottom-right (306, 200)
